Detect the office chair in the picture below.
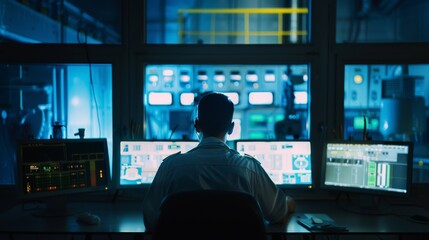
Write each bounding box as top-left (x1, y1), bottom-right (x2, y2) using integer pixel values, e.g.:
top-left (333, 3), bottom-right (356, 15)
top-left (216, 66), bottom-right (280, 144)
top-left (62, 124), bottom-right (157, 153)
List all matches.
top-left (152, 190), bottom-right (267, 240)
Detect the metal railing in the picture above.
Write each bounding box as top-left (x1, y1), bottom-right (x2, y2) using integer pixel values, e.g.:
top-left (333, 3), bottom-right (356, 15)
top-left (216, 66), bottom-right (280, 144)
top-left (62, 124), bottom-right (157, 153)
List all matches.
top-left (178, 8), bottom-right (309, 44)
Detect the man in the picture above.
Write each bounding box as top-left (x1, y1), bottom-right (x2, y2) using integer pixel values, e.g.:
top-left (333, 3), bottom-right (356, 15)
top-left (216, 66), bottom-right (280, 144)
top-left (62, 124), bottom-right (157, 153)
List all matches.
top-left (143, 92), bottom-right (295, 231)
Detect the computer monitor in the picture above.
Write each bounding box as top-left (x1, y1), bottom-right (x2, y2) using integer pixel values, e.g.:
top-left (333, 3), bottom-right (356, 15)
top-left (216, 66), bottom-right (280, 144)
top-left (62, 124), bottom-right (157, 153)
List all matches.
top-left (235, 140), bottom-right (312, 188)
top-left (321, 140), bottom-right (413, 214)
top-left (119, 140), bottom-right (199, 186)
top-left (321, 140), bottom-right (413, 196)
top-left (16, 138), bottom-right (110, 216)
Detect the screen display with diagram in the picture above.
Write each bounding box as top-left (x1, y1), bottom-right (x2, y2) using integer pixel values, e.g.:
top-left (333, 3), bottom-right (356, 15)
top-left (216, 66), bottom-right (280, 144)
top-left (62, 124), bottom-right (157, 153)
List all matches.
top-left (322, 141), bottom-right (413, 195)
top-left (235, 140), bottom-right (312, 187)
top-left (120, 140), bottom-right (199, 185)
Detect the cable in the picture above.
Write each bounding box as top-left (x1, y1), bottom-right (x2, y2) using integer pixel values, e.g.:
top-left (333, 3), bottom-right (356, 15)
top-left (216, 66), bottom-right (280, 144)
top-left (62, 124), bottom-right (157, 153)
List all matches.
top-left (77, 29), bottom-right (102, 138)
top-left (169, 125), bottom-right (178, 140)
top-left (88, 55), bottom-right (102, 138)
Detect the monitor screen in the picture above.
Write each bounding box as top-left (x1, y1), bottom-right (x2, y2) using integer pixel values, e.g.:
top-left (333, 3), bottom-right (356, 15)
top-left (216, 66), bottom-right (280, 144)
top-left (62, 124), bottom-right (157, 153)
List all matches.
top-left (321, 141), bottom-right (413, 195)
top-left (248, 92), bottom-right (274, 105)
top-left (119, 140), bottom-right (199, 185)
top-left (235, 140), bottom-right (312, 187)
top-left (179, 92), bottom-right (195, 106)
top-left (16, 138), bottom-right (110, 200)
top-left (148, 92), bottom-right (173, 105)
top-left (219, 92), bottom-right (240, 105)
top-left (16, 138), bottom-right (110, 217)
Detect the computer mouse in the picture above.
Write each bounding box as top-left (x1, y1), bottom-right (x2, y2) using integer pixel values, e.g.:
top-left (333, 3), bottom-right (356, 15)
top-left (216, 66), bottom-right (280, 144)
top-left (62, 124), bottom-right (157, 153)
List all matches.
top-left (77, 212), bottom-right (101, 225)
top-left (311, 217), bottom-right (324, 224)
top-left (409, 214), bottom-right (429, 224)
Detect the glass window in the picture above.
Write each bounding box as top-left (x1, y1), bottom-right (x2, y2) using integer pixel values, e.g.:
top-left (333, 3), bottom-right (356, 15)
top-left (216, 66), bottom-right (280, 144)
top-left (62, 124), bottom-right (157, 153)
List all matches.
top-left (0, 63), bottom-right (113, 185)
top-left (343, 64), bottom-right (429, 183)
top-left (0, 0), bottom-right (121, 44)
top-left (337, 0), bottom-right (429, 43)
top-left (143, 64), bottom-right (310, 141)
top-left (146, 0), bottom-right (311, 44)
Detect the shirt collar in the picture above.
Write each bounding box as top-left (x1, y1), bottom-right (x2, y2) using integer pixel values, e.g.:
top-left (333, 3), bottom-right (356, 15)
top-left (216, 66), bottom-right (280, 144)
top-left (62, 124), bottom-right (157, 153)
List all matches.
top-left (196, 137), bottom-right (230, 149)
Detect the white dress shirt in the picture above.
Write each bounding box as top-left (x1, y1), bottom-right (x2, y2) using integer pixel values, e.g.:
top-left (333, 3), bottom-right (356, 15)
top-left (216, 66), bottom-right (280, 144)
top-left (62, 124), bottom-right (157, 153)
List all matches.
top-left (142, 137), bottom-right (289, 231)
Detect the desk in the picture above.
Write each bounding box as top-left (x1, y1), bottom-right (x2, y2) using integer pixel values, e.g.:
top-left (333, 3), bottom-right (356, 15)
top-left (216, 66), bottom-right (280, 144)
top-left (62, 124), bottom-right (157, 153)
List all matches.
top-left (0, 199), bottom-right (146, 239)
top-left (272, 200), bottom-right (429, 235)
top-left (0, 199), bottom-right (429, 238)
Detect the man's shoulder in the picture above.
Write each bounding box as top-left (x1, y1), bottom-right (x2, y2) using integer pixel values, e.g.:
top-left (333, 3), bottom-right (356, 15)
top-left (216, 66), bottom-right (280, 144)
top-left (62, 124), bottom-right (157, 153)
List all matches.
top-left (243, 154), bottom-right (261, 165)
top-left (231, 150), bottom-right (261, 165)
top-left (162, 151), bottom-right (182, 162)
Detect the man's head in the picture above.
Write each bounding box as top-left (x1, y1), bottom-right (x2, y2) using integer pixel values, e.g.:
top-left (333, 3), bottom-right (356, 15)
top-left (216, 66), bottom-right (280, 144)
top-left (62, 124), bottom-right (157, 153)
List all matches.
top-left (195, 92), bottom-right (234, 139)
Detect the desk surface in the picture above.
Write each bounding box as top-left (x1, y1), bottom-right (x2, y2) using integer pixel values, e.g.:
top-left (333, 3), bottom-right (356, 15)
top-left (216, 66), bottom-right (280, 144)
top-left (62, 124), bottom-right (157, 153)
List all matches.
top-left (279, 199), bottom-right (429, 234)
top-left (0, 199), bottom-right (145, 234)
top-left (0, 198), bottom-right (428, 235)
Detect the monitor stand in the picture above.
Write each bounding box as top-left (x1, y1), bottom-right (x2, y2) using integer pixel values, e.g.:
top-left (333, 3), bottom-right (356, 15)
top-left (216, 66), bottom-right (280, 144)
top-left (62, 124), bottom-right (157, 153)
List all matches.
top-left (336, 192), bottom-right (391, 215)
top-left (32, 196), bottom-right (76, 217)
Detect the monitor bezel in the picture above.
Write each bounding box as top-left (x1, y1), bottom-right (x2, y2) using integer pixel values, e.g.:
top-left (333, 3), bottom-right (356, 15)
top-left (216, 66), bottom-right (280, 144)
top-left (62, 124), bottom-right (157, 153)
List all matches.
top-left (320, 140), bottom-right (413, 197)
top-left (233, 139), bottom-right (313, 189)
top-left (118, 139), bottom-right (200, 188)
top-left (16, 138), bottom-right (111, 200)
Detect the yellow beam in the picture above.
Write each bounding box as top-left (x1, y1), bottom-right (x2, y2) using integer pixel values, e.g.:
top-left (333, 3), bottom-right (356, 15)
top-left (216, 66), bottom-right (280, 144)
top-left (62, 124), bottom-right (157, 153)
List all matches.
top-left (210, 14), bottom-right (215, 44)
top-left (178, 8), bottom-right (308, 15)
top-left (181, 30), bottom-right (308, 37)
top-left (278, 13), bottom-right (283, 44)
top-left (178, 12), bottom-right (183, 43)
top-left (244, 13), bottom-right (249, 44)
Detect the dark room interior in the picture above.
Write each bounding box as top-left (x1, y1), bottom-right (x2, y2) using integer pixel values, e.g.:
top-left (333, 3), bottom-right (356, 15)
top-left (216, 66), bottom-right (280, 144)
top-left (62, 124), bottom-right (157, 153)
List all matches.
top-left (1, 0), bottom-right (429, 239)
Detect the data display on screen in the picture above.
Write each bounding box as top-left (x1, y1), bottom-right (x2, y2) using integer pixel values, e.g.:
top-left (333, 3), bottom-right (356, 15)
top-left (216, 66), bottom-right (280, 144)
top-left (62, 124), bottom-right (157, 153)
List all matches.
top-left (16, 139), bottom-right (110, 199)
top-left (248, 92), bottom-right (274, 105)
top-left (120, 140), bottom-right (199, 185)
top-left (148, 92), bottom-right (173, 105)
top-left (235, 140), bottom-right (312, 186)
top-left (322, 141), bottom-right (412, 194)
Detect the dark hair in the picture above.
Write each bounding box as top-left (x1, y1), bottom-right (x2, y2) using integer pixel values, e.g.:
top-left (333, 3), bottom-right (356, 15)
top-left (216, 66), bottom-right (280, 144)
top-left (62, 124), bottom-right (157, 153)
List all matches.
top-left (197, 92), bottom-right (234, 137)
